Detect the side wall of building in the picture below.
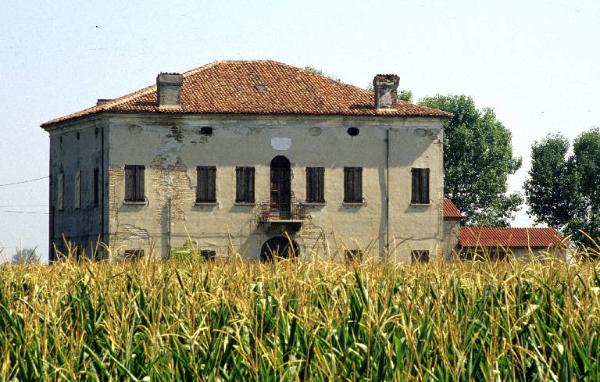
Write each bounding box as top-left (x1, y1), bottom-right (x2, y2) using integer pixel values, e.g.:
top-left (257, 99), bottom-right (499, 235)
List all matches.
top-left (104, 113), bottom-right (445, 262)
top-left (48, 119), bottom-right (108, 259)
top-left (442, 219), bottom-right (461, 258)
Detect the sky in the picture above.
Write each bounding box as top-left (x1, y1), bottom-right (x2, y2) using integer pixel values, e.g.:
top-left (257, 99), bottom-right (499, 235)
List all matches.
top-left (0, 0), bottom-right (599, 262)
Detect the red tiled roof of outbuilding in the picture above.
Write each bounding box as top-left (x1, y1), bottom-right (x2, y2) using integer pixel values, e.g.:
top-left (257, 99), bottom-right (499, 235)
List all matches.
top-left (443, 198), bottom-right (462, 220)
top-left (41, 60), bottom-right (452, 127)
top-left (459, 227), bottom-right (564, 248)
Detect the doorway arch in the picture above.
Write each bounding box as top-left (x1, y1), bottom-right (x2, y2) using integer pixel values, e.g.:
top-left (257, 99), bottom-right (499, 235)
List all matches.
top-left (260, 236), bottom-right (300, 261)
top-left (270, 156), bottom-right (291, 219)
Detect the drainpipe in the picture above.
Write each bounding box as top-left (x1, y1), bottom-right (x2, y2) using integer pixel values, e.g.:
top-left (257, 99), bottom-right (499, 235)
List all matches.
top-left (385, 128), bottom-right (390, 258)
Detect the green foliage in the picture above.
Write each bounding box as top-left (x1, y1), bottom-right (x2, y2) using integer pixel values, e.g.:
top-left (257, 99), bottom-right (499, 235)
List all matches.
top-left (397, 89), bottom-right (412, 102)
top-left (420, 94), bottom-right (523, 226)
top-left (168, 240), bottom-right (201, 261)
top-left (304, 66), bottom-right (341, 82)
top-left (0, 260), bottom-right (598, 380)
top-left (526, 128), bottom-right (600, 248)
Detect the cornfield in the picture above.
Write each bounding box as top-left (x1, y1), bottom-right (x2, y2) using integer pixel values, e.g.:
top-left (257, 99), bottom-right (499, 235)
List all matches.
top-left (1, 258), bottom-right (599, 380)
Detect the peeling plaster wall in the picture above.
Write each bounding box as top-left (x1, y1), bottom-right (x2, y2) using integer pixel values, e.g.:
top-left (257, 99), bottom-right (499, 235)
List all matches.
top-left (105, 114), bottom-right (445, 261)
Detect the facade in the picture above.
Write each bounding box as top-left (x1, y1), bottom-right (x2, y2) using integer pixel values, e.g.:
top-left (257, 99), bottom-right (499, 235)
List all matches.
top-left (42, 60), bottom-right (452, 262)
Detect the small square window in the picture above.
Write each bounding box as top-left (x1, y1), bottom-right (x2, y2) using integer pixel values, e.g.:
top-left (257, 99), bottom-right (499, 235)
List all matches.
top-left (201, 249), bottom-right (216, 261)
top-left (411, 250), bottom-right (430, 263)
top-left (345, 249), bottom-right (364, 263)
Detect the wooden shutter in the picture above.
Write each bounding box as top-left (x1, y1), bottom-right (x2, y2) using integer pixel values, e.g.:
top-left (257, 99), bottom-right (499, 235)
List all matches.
top-left (236, 167), bottom-right (254, 203)
top-left (207, 167), bottom-right (216, 202)
top-left (135, 166), bottom-right (145, 201)
top-left (197, 166), bottom-right (216, 202)
top-left (125, 166), bottom-right (135, 201)
top-left (344, 167), bottom-right (362, 203)
top-left (411, 168), bottom-right (430, 204)
top-left (248, 167), bottom-right (255, 203)
top-left (422, 168), bottom-right (430, 203)
top-left (306, 167), bottom-right (324, 203)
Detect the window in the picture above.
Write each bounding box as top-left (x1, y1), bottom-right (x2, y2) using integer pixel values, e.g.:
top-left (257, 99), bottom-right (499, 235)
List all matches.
top-left (345, 249), bottom-right (364, 263)
top-left (236, 167), bottom-right (255, 203)
top-left (57, 171), bottom-right (64, 211)
top-left (93, 168), bottom-right (99, 207)
top-left (124, 165), bottom-right (145, 202)
top-left (74, 170), bottom-right (81, 209)
top-left (344, 167), bottom-right (363, 203)
top-left (411, 168), bottom-right (430, 204)
top-left (201, 249), bottom-right (216, 261)
top-left (411, 250), bottom-right (430, 263)
top-left (306, 167), bottom-right (325, 203)
top-left (196, 166), bottom-right (216, 203)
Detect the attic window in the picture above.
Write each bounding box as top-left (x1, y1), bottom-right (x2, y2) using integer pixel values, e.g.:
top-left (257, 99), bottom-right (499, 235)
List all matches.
top-left (255, 84), bottom-right (268, 92)
top-left (347, 127), bottom-right (360, 137)
top-left (200, 127), bottom-right (213, 136)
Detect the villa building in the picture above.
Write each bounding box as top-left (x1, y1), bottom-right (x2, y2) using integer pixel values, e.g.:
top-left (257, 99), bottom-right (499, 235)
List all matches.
top-left (41, 60), bottom-right (453, 261)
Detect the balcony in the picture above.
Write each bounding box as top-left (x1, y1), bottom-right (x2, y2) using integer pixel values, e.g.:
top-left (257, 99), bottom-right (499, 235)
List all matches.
top-left (257, 197), bottom-right (308, 226)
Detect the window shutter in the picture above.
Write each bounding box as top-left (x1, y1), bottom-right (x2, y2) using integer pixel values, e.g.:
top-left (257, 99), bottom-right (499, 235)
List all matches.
top-left (208, 167), bottom-right (216, 202)
top-left (125, 166), bottom-right (134, 201)
top-left (356, 168), bottom-right (362, 202)
top-left (136, 166), bottom-right (145, 201)
top-left (423, 168), bottom-right (430, 203)
top-left (248, 167), bottom-right (255, 203)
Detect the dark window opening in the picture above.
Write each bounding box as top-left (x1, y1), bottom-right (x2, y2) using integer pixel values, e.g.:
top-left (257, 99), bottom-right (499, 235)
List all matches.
top-left (347, 127), bottom-right (360, 136)
top-left (201, 249), bottom-right (216, 261)
top-left (124, 165), bottom-right (145, 202)
top-left (306, 167), bottom-right (325, 203)
top-left (59, 136), bottom-right (63, 145)
top-left (93, 167), bottom-right (99, 207)
top-left (196, 166), bottom-right (216, 203)
top-left (95, 127), bottom-right (99, 138)
top-left (411, 168), bottom-right (430, 204)
top-left (236, 167), bottom-right (255, 203)
top-left (123, 249), bottom-right (145, 260)
top-left (76, 131), bottom-right (80, 140)
top-left (411, 250), bottom-right (430, 263)
top-left (344, 167), bottom-right (363, 203)
top-left (345, 249), bottom-right (364, 263)
top-left (200, 127), bottom-right (213, 136)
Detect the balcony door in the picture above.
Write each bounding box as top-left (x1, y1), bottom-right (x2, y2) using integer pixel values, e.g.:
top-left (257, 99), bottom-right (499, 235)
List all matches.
top-left (270, 156), bottom-right (291, 219)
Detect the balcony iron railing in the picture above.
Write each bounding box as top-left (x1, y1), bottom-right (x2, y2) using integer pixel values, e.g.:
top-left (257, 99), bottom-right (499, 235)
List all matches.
top-left (257, 197), bottom-right (308, 223)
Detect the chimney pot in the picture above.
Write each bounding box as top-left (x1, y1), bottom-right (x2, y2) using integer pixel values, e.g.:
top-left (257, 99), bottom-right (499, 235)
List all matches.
top-left (373, 74), bottom-right (400, 109)
top-left (157, 73), bottom-right (183, 107)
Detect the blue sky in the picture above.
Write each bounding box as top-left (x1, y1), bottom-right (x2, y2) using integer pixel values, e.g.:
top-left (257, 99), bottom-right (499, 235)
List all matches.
top-left (1, 0), bottom-right (599, 261)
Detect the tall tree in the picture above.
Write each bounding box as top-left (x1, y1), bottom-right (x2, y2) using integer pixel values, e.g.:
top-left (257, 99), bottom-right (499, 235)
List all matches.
top-left (525, 129), bottom-right (600, 248)
top-left (419, 95), bottom-right (522, 226)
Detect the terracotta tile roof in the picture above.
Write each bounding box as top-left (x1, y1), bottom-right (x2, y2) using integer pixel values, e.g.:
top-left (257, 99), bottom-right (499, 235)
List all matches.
top-left (443, 198), bottom-right (462, 220)
top-left (459, 227), bottom-right (564, 248)
top-left (41, 60), bottom-right (451, 127)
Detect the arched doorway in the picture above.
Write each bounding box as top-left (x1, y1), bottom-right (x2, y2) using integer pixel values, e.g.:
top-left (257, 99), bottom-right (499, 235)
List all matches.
top-left (270, 156), bottom-right (291, 219)
top-left (260, 236), bottom-right (299, 261)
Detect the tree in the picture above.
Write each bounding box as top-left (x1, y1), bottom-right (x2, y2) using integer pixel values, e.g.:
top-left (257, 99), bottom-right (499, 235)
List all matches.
top-left (419, 95), bottom-right (523, 226)
top-left (525, 129), bottom-right (600, 248)
top-left (12, 247), bottom-right (40, 264)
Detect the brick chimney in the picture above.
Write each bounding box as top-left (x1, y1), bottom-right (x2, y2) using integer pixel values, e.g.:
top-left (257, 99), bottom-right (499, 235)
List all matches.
top-left (156, 73), bottom-right (183, 107)
top-left (373, 74), bottom-right (400, 109)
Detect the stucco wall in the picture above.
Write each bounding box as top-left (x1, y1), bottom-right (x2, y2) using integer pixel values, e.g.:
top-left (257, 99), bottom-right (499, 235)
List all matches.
top-left (104, 113), bottom-right (445, 262)
top-left (442, 219), bottom-right (461, 258)
top-left (48, 120), bottom-right (108, 258)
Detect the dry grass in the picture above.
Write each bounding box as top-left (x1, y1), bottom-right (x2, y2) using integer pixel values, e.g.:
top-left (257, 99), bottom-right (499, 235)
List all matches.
top-left (0, 256), bottom-right (599, 380)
